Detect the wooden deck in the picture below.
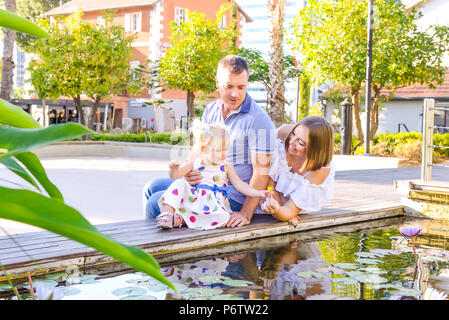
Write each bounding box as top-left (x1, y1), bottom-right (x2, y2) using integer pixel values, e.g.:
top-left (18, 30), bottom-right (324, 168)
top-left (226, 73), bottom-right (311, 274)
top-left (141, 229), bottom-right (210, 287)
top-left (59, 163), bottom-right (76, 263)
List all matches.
top-left (5, 163), bottom-right (449, 281)
top-left (1, 166), bottom-right (412, 280)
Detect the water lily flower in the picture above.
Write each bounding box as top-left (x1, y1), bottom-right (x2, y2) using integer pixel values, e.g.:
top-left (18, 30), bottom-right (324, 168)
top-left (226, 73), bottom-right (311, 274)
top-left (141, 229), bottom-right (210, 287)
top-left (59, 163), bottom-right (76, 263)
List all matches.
top-left (34, 282), bottom-right (65, 300)
top-left (399, 225), bottom-right (422, 267)
top-left (423, 288), bottom-right (448, 300)
top-left (399, 226), bottom-right (422, 238)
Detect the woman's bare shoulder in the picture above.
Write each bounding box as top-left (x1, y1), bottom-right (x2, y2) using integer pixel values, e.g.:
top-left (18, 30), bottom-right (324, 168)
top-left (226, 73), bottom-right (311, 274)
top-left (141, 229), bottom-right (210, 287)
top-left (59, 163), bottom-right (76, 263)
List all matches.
top-left (307, 167), bottom-right (331, 185)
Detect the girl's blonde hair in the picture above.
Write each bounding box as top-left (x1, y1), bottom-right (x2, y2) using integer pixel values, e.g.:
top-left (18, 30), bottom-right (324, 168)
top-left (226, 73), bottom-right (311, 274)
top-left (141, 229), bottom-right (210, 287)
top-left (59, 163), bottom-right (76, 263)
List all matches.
top-left (190, 118), bottom-right (230, 151)
top-left (285, 116), bottom-right (334, 172)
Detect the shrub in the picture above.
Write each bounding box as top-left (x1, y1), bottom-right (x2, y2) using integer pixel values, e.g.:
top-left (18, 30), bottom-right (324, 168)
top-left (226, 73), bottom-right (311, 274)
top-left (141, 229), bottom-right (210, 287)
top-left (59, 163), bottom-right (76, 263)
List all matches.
top-left (89, 131), bottom-right (189, 145)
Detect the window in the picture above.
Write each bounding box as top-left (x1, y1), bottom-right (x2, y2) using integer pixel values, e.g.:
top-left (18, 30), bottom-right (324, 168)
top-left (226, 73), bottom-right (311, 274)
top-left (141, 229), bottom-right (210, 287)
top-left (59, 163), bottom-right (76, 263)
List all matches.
top-left (96, 16), bottom-right (105, 28)
top-left (125, 12), bottom-right (142, 32)
top-left (175, 7), bottom-right (186, 25)
top-left (129, 61), bottom-right (140, 81)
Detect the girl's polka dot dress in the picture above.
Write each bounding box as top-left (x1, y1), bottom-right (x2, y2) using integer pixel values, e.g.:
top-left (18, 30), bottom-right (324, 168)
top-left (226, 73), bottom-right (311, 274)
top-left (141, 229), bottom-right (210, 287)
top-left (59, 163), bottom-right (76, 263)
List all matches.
top-left (160, 158), bottom-right (230, 230)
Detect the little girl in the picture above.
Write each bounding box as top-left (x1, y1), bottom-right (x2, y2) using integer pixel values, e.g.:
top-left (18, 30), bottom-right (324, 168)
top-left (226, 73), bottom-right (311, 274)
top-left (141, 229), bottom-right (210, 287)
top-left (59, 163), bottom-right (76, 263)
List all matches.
top-left (156, 120), bottom-right (270, 230)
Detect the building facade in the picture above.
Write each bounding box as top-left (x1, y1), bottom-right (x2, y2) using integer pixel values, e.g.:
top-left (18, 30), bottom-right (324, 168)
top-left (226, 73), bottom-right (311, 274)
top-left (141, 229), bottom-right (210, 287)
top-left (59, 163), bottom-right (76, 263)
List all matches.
top-left (44, 0), bottom-right (251, 131)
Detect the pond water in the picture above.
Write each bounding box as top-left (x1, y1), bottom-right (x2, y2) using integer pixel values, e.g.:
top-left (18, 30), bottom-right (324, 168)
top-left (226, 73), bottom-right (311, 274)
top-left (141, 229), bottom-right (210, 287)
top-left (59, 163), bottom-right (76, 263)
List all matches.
top-left (2, 216), bottom-right (449, 300)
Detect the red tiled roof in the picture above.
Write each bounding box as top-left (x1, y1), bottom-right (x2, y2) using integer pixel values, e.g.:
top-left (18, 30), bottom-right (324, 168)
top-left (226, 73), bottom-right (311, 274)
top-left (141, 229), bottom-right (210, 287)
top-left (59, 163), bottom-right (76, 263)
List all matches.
top-left (380, 70), bottom-right (449, 100)
top-left (44, 0), bottom-right (159, 16)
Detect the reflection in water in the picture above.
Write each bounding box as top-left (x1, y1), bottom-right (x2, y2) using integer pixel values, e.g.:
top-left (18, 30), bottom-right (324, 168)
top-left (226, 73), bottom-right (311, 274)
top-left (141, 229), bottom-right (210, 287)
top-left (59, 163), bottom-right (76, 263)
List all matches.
top-left (2, 217), bottom-right (449, 300)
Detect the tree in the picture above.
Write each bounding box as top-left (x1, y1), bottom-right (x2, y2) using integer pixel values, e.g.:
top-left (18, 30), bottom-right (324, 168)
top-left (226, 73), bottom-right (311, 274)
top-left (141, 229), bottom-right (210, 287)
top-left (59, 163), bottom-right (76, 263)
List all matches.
top-left (28, 11), bottom-right (141, 129)
top-left (288, 0), bottom-right (449, 141)
top-left (16, 0), bottom-right (70, 52)
top-left (238, 47), bottom-right (300, 108)
top-left (1, 0), bottom-right (16, 100)
top-left (159, 4), bottom-right (238, 124)
top-left (267, 0), bottom-right (287, 127)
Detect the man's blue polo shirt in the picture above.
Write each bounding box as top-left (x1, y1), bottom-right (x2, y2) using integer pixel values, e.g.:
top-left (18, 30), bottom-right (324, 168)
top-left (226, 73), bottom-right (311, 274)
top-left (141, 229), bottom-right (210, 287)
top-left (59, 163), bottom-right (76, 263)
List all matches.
top-left (202, 93), bottom-right (276, 206)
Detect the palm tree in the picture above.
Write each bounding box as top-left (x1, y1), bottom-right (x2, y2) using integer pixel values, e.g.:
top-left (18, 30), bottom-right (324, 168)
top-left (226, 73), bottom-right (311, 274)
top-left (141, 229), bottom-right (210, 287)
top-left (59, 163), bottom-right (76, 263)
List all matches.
top-left (267, 0), bottom-right (287, 127)
top-left (1, 0), bottom-right (17, 100)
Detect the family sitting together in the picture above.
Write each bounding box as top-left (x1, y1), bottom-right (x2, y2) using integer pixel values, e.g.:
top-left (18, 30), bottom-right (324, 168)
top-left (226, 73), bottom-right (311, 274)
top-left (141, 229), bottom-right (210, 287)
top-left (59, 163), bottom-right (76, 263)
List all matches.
top-left (143, 55), bottom-right (335, 230)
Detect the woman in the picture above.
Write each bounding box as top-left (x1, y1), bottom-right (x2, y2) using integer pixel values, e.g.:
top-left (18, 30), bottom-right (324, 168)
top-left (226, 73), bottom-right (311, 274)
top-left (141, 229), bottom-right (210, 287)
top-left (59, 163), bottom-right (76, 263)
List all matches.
top-left (261, 116), bottom-right (335, 226)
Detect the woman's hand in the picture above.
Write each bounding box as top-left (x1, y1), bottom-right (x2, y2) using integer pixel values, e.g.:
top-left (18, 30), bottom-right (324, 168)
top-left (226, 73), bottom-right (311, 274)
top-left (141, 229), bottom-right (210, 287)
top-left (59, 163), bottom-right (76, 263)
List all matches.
top-left (261, 197), bottom-right (280, 215)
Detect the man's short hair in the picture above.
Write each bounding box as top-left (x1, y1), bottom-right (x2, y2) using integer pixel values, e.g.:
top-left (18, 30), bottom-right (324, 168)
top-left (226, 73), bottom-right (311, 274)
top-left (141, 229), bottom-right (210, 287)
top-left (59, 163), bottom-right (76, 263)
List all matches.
top-left (217, 55), bottom-right (249, 75)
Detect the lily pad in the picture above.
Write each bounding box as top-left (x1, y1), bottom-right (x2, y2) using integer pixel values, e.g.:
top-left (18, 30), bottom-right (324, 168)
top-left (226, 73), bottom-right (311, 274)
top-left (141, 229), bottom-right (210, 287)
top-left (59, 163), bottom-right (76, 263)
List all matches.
top-left (223, 279), bottom-right (254, 287)
top-left (355, 258), bottom-right (383, 265)
top-left (208, 294), bottom-right (242, 300)
top-left (370, 249), bottom-right (400, 256)
top-left (182, 287), bottom-right (223, 299)
top-left (120, 295), bottom-right (157, 300)
top-left (355, 252), bottom-right (384, 258)
top-left (352, 274), bottom-right (388, 284)
top-left (146, 282), bottom-right (169, 292)
top-left (167, 282), bottom-right (188, 294)
top-left (44, 273), bottom-right (68, 281)
top-left (62, 286), bottom-right (81, 296)
top-left (198, 275), bottom-right (229, 284)
top-left (388, 287), bottom-right (422, 297)
top-left (359, 267), bottom-right (388, 274)
top-left (111, 286), bottom-right (147, 297)
top-left (296, 271), bottom-right (324, 279)
top-left (345, 271), bottom-right (365, 278)
top-left (0, 283), bottom-right (12, 292)
top-left (332, 263), bottom-right (359, 270)
top-left (421, 256), bottom-right (449, 262)
top-left (332, 277), bottom-right (358, 285)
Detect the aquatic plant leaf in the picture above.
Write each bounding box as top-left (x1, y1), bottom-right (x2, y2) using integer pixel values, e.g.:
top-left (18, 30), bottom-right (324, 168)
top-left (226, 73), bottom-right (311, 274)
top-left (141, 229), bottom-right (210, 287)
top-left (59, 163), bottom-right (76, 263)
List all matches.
top-left (369, 249), bottom-right (400, 256)
top-left (345, 271), bottom-right (364, 278)
top-left (44, 273), bottom-right (69, 281)
top-left (332, 277), bottom-right (358, 285)
top-left (223, 279), bottom-right (254, 287)
top-left (209, 294), bottom-right (242, 300)
top-left (352, 274), bottom-right (388, 284)
top-left (388, 287), bottom-right (422, 297)
top-left (359, 267), bottom-right (388, 274)
top-left (146, 282), bottom-right (169, 292)
top-left (120, 295), bottom-right (157, 300)
top-left (296, 271), bottom-right (324, 279)
top-left (197, 275), bottom-right (229, 284)
top-left (112, 286), bottom-right (147, 297)
top-left (355, 252), bottom-right (384, 258)
top-left (167, 283), bottom-right (188, 294)
top-left (182, 287), bottom-right (223, 299)
top-left (332, 263), bottom-right (359, 270)
top-left (421, 256), bottom-right (449, 262)
top-left (62, 287), bottom-right (81, 296)
top-left (0, 283), bottom-right (12, 292)
top-left (354, 258), bottom-right (383, 264)
top-left (0, 187), bottom-right (176, 291)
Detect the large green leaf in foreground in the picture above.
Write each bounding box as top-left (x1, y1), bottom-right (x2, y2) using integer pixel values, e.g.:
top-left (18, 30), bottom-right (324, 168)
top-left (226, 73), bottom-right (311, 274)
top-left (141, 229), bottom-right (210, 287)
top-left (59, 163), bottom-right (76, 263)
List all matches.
top-left (0, 123), bottom-right (92, 160)
top-left (0, 98), bottom-right (41, 129)
top-left (0, 187), bottom-right (175, 291)
top-left (0, 9), bottom-right (49, 39)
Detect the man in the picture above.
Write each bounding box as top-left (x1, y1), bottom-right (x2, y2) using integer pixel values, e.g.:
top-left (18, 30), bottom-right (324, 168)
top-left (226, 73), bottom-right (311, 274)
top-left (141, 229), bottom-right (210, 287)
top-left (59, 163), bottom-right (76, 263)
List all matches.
top-left (144, 55), bottom-right (275, 227)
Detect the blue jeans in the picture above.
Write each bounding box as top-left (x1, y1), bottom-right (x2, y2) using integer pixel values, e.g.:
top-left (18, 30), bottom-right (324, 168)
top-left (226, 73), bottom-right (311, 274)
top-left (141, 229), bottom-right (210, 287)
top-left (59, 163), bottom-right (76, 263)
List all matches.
top-left (144, 178), bottom-right (243, 219)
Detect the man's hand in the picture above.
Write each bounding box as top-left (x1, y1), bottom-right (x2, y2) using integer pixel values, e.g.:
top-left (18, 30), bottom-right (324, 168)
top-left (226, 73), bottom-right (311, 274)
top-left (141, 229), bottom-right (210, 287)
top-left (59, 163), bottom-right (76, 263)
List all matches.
top-left (226, 211), bottom-right (250, 228)
top-left (184, 170), bottom-right (203, 186)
